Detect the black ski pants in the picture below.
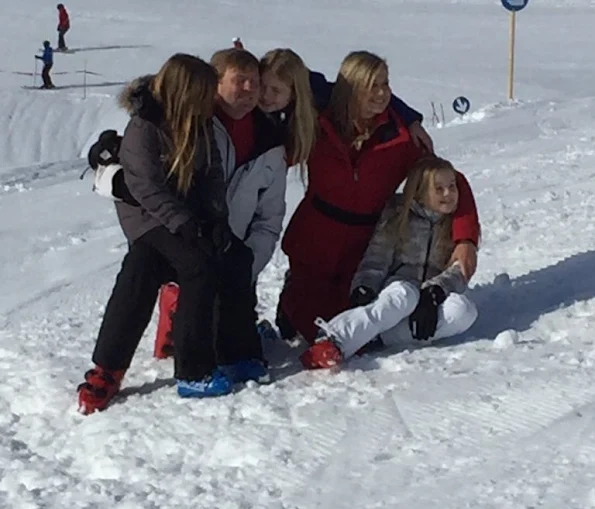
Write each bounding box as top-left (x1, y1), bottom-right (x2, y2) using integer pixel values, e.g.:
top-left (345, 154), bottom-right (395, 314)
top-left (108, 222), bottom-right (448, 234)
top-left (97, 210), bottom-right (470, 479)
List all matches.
top-left (41, 64), bottom-right (53, 88)
top-left (92, 227), bottom-right (263, 379)
top-left (215, 236), bottom-right (263, 364)
top-left (92, 226), bottom-right (217, 380)
top-left (58, 28), bottom-right (68, 50)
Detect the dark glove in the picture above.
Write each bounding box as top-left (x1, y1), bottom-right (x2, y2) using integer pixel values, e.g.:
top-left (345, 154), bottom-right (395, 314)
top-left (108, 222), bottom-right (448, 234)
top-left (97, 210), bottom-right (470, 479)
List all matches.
top-left (210, 221), bottom-right (233, 256)
top-left (408, 285), bottom-right (446, 341)
top-left (87, 130), bottom-right (122, 170)
top-left (112, 170), bottom-right (139, 205)
top-left (177, 219), bottom-right (214, 257)
top-left (350, 285), bottom-right (376, 307)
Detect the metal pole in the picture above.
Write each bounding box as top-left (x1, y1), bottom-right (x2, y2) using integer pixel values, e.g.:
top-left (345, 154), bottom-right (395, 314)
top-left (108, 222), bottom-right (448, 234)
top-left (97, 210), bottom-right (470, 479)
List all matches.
top-left (507, 11), bottom-right (516, 101)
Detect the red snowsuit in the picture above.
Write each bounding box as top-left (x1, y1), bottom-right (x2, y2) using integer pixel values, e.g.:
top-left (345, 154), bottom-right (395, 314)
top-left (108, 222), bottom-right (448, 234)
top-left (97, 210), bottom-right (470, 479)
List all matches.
top-left (279, 108), bottom-right (480, 343)
top-left (58, 6), bottom-right (70, 31)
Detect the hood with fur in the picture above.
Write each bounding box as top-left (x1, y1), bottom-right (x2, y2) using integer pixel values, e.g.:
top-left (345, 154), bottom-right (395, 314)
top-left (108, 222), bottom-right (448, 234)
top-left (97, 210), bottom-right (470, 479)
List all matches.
top-left (118, 75), bottom-right (163, 122)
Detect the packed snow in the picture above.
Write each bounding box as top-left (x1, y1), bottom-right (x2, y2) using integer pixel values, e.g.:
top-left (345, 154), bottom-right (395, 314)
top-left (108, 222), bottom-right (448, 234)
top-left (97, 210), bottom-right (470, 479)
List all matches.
top-left (2, 0), bottom-right (595, 507)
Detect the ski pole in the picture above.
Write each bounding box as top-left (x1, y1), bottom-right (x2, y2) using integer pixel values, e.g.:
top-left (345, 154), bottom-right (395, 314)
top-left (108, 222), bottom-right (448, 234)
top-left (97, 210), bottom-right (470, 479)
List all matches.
top-left (83, 59), bottom-right (87, 100)
top-left (79, 166), bottom-right (92, 180)
top-left (33, 57), bottom-right (37, 87)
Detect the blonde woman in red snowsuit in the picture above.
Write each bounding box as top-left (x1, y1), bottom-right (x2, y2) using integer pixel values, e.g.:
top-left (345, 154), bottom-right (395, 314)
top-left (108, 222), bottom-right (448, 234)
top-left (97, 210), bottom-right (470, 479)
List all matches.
top-left (280, 51), bottom-right (480, 344)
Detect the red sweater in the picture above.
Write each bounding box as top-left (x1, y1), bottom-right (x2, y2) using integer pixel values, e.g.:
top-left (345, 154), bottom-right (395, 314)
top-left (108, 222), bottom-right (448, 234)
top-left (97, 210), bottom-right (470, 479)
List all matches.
top-left (216, 108), bottom-right (255, 168)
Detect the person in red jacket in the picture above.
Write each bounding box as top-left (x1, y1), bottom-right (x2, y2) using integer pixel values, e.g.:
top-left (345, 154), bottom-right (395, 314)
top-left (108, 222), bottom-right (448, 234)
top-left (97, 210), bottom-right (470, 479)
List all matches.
top-left (57, 4), bottom-right (70, 51)
top-left (279, 50), bottom-right (480, 344)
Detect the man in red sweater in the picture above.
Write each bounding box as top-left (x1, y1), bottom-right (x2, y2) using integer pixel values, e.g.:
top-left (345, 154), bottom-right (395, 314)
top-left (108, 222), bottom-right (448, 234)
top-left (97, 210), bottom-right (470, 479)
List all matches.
top-left (57, 4), bottom-right (70, 51)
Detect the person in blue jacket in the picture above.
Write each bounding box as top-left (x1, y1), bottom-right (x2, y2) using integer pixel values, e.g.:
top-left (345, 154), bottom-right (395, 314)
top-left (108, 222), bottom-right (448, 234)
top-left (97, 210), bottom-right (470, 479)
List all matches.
top-left (35, 41), bottom-right (55, 89)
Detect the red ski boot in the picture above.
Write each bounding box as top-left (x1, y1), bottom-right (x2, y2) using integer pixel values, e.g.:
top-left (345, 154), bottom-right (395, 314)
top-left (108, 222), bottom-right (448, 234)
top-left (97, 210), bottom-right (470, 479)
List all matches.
top-left (77, 366), bottom-right (125, 415)
top-left (154, 282), bottom-right (179, 359)
top-left (300, 339), bottom-right (342, 369)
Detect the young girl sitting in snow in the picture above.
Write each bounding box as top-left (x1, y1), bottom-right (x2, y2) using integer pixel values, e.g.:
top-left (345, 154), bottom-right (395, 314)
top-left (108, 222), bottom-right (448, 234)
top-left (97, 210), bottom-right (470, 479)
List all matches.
top-left (300, 156), bottom-right (479, 369)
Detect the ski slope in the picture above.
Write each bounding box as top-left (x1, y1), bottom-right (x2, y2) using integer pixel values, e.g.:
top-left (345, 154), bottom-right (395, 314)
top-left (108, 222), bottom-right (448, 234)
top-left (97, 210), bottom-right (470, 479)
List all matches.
top-left (2, 0), bottom-right (595, 507)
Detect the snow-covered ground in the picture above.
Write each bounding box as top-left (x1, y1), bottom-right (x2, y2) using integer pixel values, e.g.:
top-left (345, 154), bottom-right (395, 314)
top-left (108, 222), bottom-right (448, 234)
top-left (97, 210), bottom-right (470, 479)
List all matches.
top-left (2, 0), bottom-right (595, 507)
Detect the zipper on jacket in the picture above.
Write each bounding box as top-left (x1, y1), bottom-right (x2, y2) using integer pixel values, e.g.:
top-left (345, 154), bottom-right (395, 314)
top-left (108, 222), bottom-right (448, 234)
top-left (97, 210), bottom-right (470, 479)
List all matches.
top-left (353, 166), bottom-right (359, 181)
top-left (421, 224), bottom-right (434, 282)
top-left (225, 136), bottom-right (233, 183)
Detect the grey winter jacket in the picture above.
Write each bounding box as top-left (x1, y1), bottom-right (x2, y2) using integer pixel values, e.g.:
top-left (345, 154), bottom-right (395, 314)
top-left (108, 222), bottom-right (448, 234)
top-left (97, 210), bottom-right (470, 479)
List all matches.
top-left (212, 116), bottom-right (286, 281)
top-left (114, 76), bottom-right (227, 243)
top-left (351, 195), bottom-right (467, 297)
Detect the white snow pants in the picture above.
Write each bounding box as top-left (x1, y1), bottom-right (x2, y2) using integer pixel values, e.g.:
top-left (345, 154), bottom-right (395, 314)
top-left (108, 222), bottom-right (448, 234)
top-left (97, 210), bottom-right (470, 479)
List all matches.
top-left (317, 281), bottom-right (478, 359)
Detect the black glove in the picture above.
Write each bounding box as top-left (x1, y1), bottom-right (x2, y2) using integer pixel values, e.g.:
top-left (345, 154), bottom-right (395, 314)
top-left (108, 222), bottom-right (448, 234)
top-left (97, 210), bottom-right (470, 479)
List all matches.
top-left (350, 285), bottom-right (376, 307)
top-left (87, 130), bottom-right (122, 170)
top-left (408, 285), bottom-right (446, 341)
top-left (177, 219), bottom-right (214, 258)
top-left (210, 221), bottom-right (233, 256)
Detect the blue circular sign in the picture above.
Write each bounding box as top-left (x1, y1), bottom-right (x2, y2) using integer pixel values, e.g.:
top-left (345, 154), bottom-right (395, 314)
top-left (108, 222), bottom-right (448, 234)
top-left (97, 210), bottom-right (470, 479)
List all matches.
top-left (452, 96), bottom-right (470, 115)
top-left (501, 0), bottom-right (529, 12)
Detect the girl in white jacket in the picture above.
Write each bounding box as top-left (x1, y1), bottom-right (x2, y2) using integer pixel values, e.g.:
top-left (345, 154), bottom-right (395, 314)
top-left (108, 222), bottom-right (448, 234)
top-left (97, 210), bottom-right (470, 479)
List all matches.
top-left (301, 156), bottom-right (478, 369)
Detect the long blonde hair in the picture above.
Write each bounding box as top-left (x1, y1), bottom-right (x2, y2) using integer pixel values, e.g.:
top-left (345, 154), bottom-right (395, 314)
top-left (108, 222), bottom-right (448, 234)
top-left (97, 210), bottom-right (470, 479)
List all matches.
top-left (259, 49), bottom-right (318, 173)
top-left (150, 53), bottom-right (218, 195)
top-left (387, 156), bottom-right (457, 262)
top-left (328, 51), bottom-right (388, 142)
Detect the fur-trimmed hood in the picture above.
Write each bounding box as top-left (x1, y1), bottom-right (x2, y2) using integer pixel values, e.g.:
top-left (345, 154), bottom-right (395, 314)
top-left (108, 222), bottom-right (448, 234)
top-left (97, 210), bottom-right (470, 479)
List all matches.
top-left (118, 75), bottom-right (163, 123)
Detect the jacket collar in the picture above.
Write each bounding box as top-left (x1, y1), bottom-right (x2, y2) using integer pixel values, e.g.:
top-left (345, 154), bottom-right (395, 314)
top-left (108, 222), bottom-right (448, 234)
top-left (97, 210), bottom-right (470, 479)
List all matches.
top-left (318, 107), bottom-right (402, 157)
top-left (213, 108), bottom-right (285, 161)
top-left (411, 200), bottom-right (445, 224)
top-left (213, 108), bottom-right (285, 165)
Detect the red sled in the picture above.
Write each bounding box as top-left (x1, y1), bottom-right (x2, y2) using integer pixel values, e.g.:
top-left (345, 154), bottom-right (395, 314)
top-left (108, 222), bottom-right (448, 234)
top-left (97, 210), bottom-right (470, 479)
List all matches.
top-left (154, 282), bottom-right (179, 359)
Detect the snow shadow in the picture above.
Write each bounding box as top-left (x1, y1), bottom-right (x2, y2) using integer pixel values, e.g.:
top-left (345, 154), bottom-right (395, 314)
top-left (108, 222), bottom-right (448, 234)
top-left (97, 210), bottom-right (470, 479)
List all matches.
top-left (65, 44), bottom-right (152, 53)
top-left (264, 335), bottom-right (309, 380)
top-left (56, 81), bottom-right (128, 90)
top-left (461, 250), bottom-right (595, 342)
top-left (110, 251), bottom-right (595, 390)
top-left (22, 81), bottom-right (128, 91)
top-left (265, 250), bottom-right (595, 375)
top-left (117, 378), bottom-right (176, 403)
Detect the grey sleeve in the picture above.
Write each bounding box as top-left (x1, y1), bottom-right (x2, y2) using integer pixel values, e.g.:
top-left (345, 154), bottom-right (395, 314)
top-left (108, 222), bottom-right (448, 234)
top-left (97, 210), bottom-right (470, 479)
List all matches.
top-left (423, 261), bottom-right (468, 295)
top-left (243, 148), bottom-right (287, 280)
top-left (119, 117), bottom-right (191, 233)
top-left (350, 202), bottom-right (398, 295)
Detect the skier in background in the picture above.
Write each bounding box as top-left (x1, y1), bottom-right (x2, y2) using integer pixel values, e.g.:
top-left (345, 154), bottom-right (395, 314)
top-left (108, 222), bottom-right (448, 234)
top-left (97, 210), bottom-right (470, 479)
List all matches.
top-left (57, 3), bottom-right (70, 51)
top-left (35, 41), bottom-right (54, 89)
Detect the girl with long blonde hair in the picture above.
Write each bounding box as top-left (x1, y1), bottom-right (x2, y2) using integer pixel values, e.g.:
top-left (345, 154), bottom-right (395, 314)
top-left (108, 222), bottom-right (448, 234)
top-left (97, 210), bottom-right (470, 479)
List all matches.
top-left (258, 48), bottom-right (318, 173)
top-left (301, 156), bottom-right (478, 369)
top-left (77, 53), bottom-right (236, 414)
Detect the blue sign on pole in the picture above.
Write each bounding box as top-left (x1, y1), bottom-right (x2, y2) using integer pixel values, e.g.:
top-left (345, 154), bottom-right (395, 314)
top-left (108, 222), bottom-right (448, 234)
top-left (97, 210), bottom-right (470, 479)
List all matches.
top-left (452, 96), bottom-right (470, 115)
top-left (501, 0), bottom-right (529, 12)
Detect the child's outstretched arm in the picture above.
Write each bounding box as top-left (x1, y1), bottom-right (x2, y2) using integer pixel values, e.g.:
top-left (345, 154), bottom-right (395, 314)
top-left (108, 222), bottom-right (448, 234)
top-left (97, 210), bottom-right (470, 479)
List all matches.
top-left (350, 196), bottom-right (401, 300)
